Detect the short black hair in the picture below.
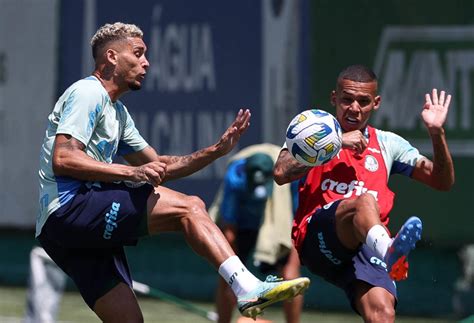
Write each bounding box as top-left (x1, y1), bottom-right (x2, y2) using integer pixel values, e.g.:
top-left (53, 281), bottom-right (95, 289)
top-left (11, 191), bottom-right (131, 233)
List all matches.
top-left (337, 65), bottom-right (377, 83)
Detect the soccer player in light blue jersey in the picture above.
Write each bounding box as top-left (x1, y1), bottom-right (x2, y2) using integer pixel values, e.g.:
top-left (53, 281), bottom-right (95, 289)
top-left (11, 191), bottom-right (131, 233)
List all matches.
top-left (37, 22), bottom-right (309, 322)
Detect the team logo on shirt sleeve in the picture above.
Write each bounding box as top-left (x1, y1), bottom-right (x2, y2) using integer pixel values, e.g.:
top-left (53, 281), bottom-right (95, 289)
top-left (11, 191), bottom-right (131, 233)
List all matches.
top-left (364, 155), bottom-right (379, 172)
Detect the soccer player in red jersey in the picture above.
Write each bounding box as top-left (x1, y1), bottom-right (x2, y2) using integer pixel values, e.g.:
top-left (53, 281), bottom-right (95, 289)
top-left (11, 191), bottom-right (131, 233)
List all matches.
top-left (274, 65), bottom-right (454, 322)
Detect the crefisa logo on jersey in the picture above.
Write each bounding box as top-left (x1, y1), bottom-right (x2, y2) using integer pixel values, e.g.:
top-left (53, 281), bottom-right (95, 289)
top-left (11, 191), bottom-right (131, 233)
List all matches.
top-left (320, 178), bottom-right (379, 200)
top-left (364, 155), bottom-right (379, 172)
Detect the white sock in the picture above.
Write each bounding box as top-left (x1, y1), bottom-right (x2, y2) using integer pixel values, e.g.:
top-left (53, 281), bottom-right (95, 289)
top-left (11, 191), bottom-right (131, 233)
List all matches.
top-left (366, 225), bottom-right (392, 259)
top-left (218, 256), bottom-right (261, 297)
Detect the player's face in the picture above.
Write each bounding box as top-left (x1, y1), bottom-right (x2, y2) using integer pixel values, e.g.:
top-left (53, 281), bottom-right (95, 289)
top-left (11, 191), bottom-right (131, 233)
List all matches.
top-left (115, 37), bottom-right (149, 91)
top-left (330, 79), bottom-right (381, 132)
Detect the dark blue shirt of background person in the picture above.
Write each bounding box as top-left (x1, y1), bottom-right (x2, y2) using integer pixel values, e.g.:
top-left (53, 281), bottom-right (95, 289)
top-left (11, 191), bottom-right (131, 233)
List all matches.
top-left (220, 153), bottom-right (275, 230)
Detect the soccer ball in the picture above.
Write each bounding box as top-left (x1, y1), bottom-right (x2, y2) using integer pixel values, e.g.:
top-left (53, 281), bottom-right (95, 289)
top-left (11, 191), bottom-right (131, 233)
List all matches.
top-left (285, 109), bottom-right (342, 166)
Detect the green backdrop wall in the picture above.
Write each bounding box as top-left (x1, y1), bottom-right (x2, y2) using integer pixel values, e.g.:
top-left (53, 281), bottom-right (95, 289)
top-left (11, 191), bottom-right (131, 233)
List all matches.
top-left (309, 0), bottom-right (474, 246)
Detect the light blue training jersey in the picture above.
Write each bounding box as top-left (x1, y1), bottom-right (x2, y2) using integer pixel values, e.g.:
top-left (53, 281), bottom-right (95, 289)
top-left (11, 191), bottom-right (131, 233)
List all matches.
top-left (37, 76), bottom-right (148, 237)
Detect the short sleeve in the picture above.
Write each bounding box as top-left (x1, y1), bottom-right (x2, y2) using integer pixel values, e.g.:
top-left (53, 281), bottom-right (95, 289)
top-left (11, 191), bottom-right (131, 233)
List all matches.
top-left (56, 85), bottom-right (104, 146)
top-left (377, 129), bottom-right (424, 177)
top-left (116, 102), bottom-right (149, 156)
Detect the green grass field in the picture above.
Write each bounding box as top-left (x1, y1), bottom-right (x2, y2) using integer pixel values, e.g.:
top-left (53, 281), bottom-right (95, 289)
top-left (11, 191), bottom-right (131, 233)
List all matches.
top-left (0, 286), bottom-right (457, 323)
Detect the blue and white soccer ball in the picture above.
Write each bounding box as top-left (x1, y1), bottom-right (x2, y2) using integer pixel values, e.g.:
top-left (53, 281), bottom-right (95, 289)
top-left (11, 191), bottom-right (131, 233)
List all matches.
top-left (285, 109), bottom-right (343, 166)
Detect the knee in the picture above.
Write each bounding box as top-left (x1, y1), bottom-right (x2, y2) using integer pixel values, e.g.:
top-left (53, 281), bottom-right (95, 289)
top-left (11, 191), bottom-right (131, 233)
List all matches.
top-left (355, 193), bottom-right (379, 213)
top-left (175, 195), bottom-right (212, 230)
top-left (363, 304), bottom-right (395, 323)
top-left (186, 195), bottom-right (207, 214)
top-left (181, 196), bottom-right (211, 225)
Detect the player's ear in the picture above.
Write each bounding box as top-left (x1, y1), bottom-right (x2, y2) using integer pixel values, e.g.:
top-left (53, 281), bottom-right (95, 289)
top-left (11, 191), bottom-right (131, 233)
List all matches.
top-left (330, 90), bottom-right (337, 106)
top-left (105, 48), bottom-right (118, 66)
top-left (373, 95), bottom-right (381, 111)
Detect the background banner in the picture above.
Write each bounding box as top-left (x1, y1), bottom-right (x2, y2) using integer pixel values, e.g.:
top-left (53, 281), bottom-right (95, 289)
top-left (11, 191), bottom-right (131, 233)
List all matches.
top-left (58, 0), bottom-right (309, 206)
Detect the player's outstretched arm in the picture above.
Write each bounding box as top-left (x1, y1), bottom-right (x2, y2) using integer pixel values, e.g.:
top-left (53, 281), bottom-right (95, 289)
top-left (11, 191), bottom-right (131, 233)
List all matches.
top-left (411, 88), bottom-right (455, 191)
top-left (153, 109), bottom-right (251, 182)
top-left (273, 149), bottom-right (311, 185)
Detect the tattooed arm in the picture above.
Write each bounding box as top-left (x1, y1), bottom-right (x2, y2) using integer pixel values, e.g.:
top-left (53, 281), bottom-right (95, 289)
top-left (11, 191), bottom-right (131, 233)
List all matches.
top-left (123, 145), bottom-right (224, 182)
top-left (273, 148), bottom-right (311, 185)
top-left (123, 109), bottom-right (251, 183)
top-left (52, 134), bottom-right (166, 187)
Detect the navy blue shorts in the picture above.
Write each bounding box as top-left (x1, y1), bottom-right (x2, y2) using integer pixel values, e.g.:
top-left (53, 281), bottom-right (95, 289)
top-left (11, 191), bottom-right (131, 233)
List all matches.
top-left (300, 200), bottom-right (397, 312)
top-left (38, 181), bottom-right (153, 308)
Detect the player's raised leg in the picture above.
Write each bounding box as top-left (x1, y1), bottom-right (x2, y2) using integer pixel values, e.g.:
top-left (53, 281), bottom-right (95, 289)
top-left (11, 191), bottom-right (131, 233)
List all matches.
top-left (335, 194), bottom-right (422, 281)
top-left (147, 186), bottom-right (310, 318)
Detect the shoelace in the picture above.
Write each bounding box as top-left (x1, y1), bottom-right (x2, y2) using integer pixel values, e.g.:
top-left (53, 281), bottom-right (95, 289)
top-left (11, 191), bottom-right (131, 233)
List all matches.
top-left (265, 275), bottom-right (283, 282)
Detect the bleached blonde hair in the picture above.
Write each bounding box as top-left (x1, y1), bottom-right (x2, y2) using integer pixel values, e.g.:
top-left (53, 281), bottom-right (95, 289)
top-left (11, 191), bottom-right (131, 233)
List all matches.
top-left (90, 22), bottom-right (143, 59)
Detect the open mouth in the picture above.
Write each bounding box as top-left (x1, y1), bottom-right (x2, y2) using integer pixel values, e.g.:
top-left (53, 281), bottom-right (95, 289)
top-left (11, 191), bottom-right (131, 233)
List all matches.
top-left (345, 116), bottom-right (359, 125)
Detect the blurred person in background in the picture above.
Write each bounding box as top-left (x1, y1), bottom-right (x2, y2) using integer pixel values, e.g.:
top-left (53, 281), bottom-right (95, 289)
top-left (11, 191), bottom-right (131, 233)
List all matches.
top-left (36, 22), bottom-right (309, 322)
top-left (452, 244), bottom-right (474, 318)
top-left (24, 246), bottom-right (67, 323)
top-left (274, 65), bottom-right (454, 322)
top-left (209, 143), bottom-right (303, 323)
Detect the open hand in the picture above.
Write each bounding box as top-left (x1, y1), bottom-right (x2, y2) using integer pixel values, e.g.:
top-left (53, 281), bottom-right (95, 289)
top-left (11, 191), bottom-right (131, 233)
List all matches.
top-left (215, 109), bottom-right (251, 156)
top-left (422, 89), bottom-right (451, 135)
